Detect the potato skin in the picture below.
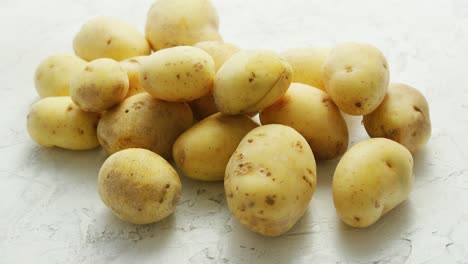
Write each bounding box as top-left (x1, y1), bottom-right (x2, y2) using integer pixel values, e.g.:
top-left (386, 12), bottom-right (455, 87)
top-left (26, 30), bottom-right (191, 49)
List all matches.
top-left (27, 97), bottom-right (100, 150)
top-left (363, 83), bottom-right (431, 152)
top-left (214, 50), bottom-right (292, 115)
top-left (73, 16), bottom-right (151, 61)
top-left (323, 43), bottom-right (389, 115)
top-left (97, 93), bottom-right (193, 159)
top-left (333, 138), bottom-right (413, 228)
top-left (98, 148), bottom-right (181, 224)
top-left (225, 124), bottom-right (316, 236)
top-left (260, 83), bottom-right (348, 160)
top-left (120, 56), bottom-right (148, 98)
top-left (173, 113), bottom-right (258, 181)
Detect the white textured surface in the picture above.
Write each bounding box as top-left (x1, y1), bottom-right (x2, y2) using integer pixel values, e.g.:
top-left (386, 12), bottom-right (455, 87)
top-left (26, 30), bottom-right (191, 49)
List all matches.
top-left (1, 0), bottom-right (468, 263)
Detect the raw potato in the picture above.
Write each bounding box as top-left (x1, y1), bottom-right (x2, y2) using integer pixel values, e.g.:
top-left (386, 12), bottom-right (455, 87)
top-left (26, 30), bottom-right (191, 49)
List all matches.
top-left (120, 56), bottom-right (148, 98)
top-left (145, 0), bottom-right (222, 51)
top-left (98, 148), bottom-right (181, 224)
top-left (323, 43), bottom-right (389, 115)
top-left (27, 97), bottom-right (100, 150)
top-left (260, 83), bottom-right (348, 160)
top-left (363, 83), bottom-right (431, 152)
top-left (70, 58), bottom-right (129, 112)
top-left (34, 54), bottom-right (87, 97)
top-left (281, 47), bottom-right (330, 91)
top-left (333, 138), bottom-right (413, 228)
top-left (225, 124), bottom-right (317, 236)
top-left (187, 94), bottom-right (219, 120)
top-left (140, 46), bottom-right (215, 102)
top-left (97, 93), bottom-right (193, 159)
top-left (73, 16), bottom-right (151, 61)
top-left (214, 50), bottom-right (292, 115)
top-left (173, 113), bottom-right (258, 181)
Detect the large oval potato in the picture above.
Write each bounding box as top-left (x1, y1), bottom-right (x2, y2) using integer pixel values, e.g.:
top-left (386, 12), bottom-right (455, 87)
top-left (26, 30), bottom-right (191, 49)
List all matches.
top-left (98, 148), bottom-right (181, 224)
top-left (323, 43), bottom-right (389, 115)
top-left (225, 124), bottom-right (317, 236)
top-left (120, 56), bottom-right (148, 98)
top-left (97, 93), bottom-right (193, 159)
top-left (333, 138), bottom-right (413, 228)
top-left (173, 113), bottom-right (258, 181)
top-left (363, 83), bottom-right (431, 152)
top-left (27, 97), bottom-right (100, 150)
top-left (260, 83), bottom-right (348, 160)
top-left (214, 50), bottom-right (292, 115)
top-left (73, 16), bottom-right (151, 61)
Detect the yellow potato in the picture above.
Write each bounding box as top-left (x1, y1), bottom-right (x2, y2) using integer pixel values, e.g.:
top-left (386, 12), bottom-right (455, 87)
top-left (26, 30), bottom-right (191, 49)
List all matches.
top-left (73, 16), bottom-right (151, 61)
top-left (98, 148), bottom-right (181, 224)
top-left (173, 113), bottom-right (258, 181)
top-left (225, 124), bottom-right (316, 236)
top-left (27, 97), bottom-right (100, 150)
top-left (70, 58), bottom-right (129, 112)
top-left (323, 42), bottom-right (389, 115)
top-left (260, 83), bottom-right (348, 160)
top-left (140, 46), bottom-right (215, 102)
top-left (214, 50), bottom-right (292, 115)
top-left (333, 138), bottom-right (413, 228)
top-left (187, 94), bottom-right (219, 121)
top-left (120, 56), bottom-right (148, 98)
top-left (363, 83), bottom-right (431, 152)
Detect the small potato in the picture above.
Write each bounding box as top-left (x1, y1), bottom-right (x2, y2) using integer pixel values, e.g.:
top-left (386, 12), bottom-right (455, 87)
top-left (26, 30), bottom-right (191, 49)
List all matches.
top-left (333, 138), bottom-right (413, 228)
top-left (97, 93), bottom-right (193, 159)
top-left (27, 97), bottom-right (100, 150)
top-left (281, 47), bottom-right (330, 91)
top-left (225, 124), bottom-right (316, 236)
top-left (173, 113), bottom-right (258, 181)
top-left (187, 94), bottom-right (219, 120)
top-left (140, 46), bottom-right (215, 102)
top-left (34, 54), bottom-right (87, 97)
top-left (363, 83), bottom-right (431, 152)
top-left (323, 43), bottom-right (389, 115)
top-left (145, 0), bottom-right (222, 51)
top-left (73, 17), bottom-right (151, 61)
top-left (98, 148), bottom-right (181, 224)
top-left (70, 58), bottom-right (129, 112)
top-left (260, 83), bottom-right (348, 160)
top-left (120, 56), bottom-right (148, 98)
top-left (214, 50), bottom-right (292, 115)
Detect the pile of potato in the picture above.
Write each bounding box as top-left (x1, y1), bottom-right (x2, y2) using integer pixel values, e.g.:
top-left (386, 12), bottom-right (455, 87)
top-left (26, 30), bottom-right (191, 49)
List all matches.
top-left (27, 0), bottom-right (431, 236)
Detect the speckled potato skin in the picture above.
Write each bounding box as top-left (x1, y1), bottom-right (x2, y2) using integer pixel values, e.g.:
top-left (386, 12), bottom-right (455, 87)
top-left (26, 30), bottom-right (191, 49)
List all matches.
top-left (145, 0), bottom-right (222, 51)
top-left (225, 124), bottom-right (317, 236)
top-left (323, 43), bottom-right (389, 115)
top-left (260, 83), bottom-right (348, 160)
top-left (34, 54), bottom-right (87, 97)
top-left (97, 93), bottom-right (193, 159)
top-left (333, 138), bottom-right (413, 228)
top-left (281, 47), bottom-right (330, 91)
top-left (214, 50), bottom-right (292, 115)
top-left (98, 148), bottom-right (182, 224)
top-left (27, 97), bottom-right (100, 150)
top-left (363, 83), bottom-right (431, 152)
top-left (70, 58), bottom-right (129, 112)
top-left (173, 113), bottom-right (258, 181)
top-left (140, 46), bottom-right (215, 102)
top-left (120, 56), bottom-right (148, 98)
top-left (73, 17), bottom-right (151, 61)
top-left (187, 94), bottom-right (219, 120)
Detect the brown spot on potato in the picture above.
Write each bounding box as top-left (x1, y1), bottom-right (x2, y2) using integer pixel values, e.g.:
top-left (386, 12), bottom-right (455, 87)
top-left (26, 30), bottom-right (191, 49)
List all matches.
top-left (383, 63), bottom-right (387, 69)
top-left (165, 184), bottom-right (170, 189)
top-left (125, 109), bottom-right (129, 113)
top-left (386, 161), bottom-right (392, 168)
top-left (244, 193), bottom-right (249, 196)
top-left (228, 193), bottom-right (234, 198)
top-left (78, 129), bottom-right (84, 135)
top-left (247, 139), bottom-right (253, 143)
top-left (265, 195), bottom-right (275, 205)
top-left (248, 202), bottom-right (255, 208)
top-left (306, 168), bottom-right (313, 175)
top-left (345, 66), bottom-right (353, 72)
top-left (143, 74), bottom-right (148, 80)
top-left (106, 38), bottom-right (112, 45)
top-left (413, 106), bottom-right (422, 113)
top-left (67, 106), bottom-right (73, 112)
top-left (255, 132), bottom-right (266, 137)
top-left (302, 176), bottom-right (313, 188)
top-left (179, 150), bottom-right (185, 166)
top-left (258, 210), bottom-right (264, 215)
top-left (294, 141), bottom-right (303, 151)
top-left (266, 172), bottom-right (271, 176)
top-left (138, 208), bottom-right (142, 211)
top-left (235, 162), bottom-right (254, 175)
top-left (236, 153), bottom-right (244, 160)
top-left (193, 63), bottom-right (203, 72)
top-left (355, 102), bottom-right (362, 108)
top-left (411, 132), bottom-right (417, 137)
top-left (128, 59), bottom-right (140, 64)
top-left (374, 200), bottom-right (381, 208)
top-left (176, 74), bottom-right (180, 80)
top-left (84, 66), bottom-right (93, 72)
top-left (354, 216), bottom-right (360, 222)
top-left (49, 64), bottom-right (55, 69)
top-left (248, 72), bottom-right (256, 83)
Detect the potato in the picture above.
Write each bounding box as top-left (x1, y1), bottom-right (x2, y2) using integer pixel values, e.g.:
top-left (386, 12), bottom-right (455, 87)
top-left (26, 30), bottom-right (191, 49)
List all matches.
top-left (260, 83), bottom-right (348, 160)
top-left (97, 93), bottom-right (193, 159)
top-left (187, 94), bottom-right (219, 121)
top-left (140, 46), bottom-right (215, 102)
top-left (120, 56), bottom-right (148, 98)
top-left (281, 47), bottom-right (330, 91)
top-left (214, 50), bottom-right (292, 115)
top-left (34, 54), bottom-right (86, 97)
top-left (363, 83), bottom-right (431, 152)
top-left (73, 17), bottom-right (151, 61)
top-left (323, 42), bottom-right (389, 115)
top-left (145, 0), bottom-right (221, 51)
top-left (70, 58), bottom-right (129, 112)
top-left (98, 148), bottom-right (181, 224)
top-left (333, 138), bottom-right (413, 228)
top-left (27, 97), bottom-right (100, 150)
top-left (173, 113), bottom-right (258, 181)
top-left (225, 124), bottom-right (316, 236)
